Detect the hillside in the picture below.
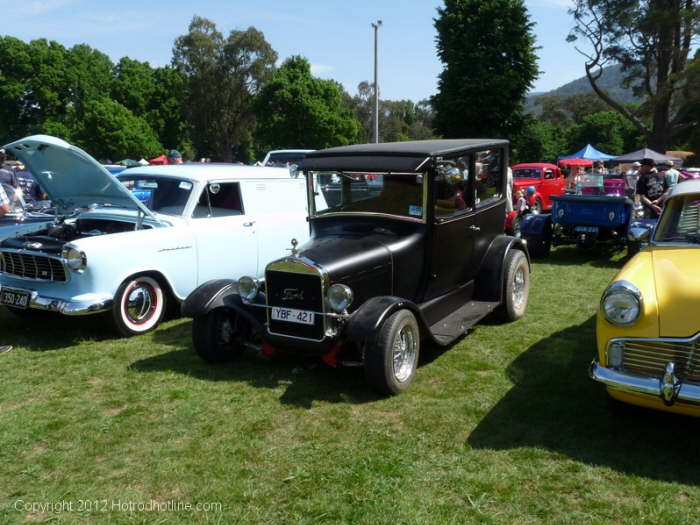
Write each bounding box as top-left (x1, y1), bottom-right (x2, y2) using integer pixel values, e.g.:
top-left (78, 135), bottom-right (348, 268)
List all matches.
top-left (525, 64), bottom-right (643, 114)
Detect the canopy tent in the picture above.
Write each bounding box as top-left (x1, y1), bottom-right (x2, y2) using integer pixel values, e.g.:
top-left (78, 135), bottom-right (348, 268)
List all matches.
top-left (558, 144), bottom-right (616, 162)
top-left (558, 157), bottom-right (593, 168)
top-left (117, 158), bottom-right (139, 167)
top-left (148, 154), bottom-right (168, 165)
top-left (613, 148), bottom-right (682, 163)
top-left (138, 158), bottom-right (149, 166)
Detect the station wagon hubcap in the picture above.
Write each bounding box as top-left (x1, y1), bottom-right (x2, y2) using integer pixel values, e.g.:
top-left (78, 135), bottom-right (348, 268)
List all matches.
top-left (392, 324), bottom-right (417, 382)
top-left (512, 267), bottom-right (526, 309)
top-left (125, 282), bottom-right (157, 324)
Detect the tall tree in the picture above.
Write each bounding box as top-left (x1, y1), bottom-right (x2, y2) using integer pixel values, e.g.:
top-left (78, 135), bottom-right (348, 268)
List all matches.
top-left (568, 0), bottom-right (699, 151)
top-left (172, 16), bottom-right (277, 161)
top-left (253, 56), bottom-right (361, 151)
top-left (432, 0), bottom-right (539, 138)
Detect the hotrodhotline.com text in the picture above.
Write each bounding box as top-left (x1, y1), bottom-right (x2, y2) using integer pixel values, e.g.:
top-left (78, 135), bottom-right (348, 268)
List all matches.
top-left (12, 499), bottom-right (223, 513)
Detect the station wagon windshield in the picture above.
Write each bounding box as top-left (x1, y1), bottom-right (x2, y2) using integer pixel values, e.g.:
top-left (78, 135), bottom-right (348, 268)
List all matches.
top-left (310, 172), bottom-right (424, 220)
top-left (118, 175), bottom-right (194, 216)
top-left (654, 195), bottom-right (700, 243)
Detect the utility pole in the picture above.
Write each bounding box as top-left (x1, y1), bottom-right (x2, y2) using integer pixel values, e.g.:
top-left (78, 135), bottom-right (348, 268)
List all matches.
top-left (371, 20), bottom-right (382, 143)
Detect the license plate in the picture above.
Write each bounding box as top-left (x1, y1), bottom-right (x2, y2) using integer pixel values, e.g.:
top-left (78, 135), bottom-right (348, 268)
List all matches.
top-left (0, 288), bottom-right (30, 309)
top-left (575, 226), bottom-right (599, 233)
top-left (271, 307), bottom-right (315, 325)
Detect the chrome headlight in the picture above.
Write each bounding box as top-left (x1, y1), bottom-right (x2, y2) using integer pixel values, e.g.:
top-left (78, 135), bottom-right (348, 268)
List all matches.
top-left (327, 283), bottom-right (353, 313)
top-left (238, 276), bottom-right (259, 301)
top-left (601, 280), bottom-right (642, 326)
top-left (62, 245), bottom-right (86, 271)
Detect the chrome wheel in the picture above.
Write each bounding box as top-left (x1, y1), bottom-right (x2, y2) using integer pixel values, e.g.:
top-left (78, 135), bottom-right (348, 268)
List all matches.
top-left (512, 267), bottom-right (526, 309)
top-left (392, 323), bottom-right (418, 383)
top-left (126, 283), bottom-right (156, 324)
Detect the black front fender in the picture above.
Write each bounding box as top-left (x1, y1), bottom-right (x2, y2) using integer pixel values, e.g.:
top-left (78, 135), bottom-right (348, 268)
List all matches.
top-left (181, 279), bottom-right (237, 318)
top-left (345, 296), bottom-right (433, 349)
top-left (474, 235), bottom-right (530, 303)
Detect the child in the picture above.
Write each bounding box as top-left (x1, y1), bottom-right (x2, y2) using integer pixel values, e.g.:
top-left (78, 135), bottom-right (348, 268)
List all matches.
top-left (515, 189), bottom-right (528, 214)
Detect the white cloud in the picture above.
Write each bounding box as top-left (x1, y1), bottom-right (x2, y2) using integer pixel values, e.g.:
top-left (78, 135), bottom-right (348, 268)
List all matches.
top-left (310, 63), bottom-right (334, 75)
top-left (2, 0), bottom-right (78, 17)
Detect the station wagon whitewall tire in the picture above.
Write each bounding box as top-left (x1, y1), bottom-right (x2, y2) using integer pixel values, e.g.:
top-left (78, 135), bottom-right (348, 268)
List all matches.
top-left (113, 275), bottom-right (166, 336)
top-left (495, 250), bottom-right (529, 322)
top-left (365, 309), bottom-right (420, 395)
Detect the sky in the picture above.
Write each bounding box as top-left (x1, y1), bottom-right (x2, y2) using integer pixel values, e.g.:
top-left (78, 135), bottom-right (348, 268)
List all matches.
top-left (0, 0), bottom-right (585, 102)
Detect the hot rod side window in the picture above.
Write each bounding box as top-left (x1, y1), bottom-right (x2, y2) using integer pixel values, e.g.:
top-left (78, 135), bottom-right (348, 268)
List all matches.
top-left (434, 155), bottom-right (472, 219)
top-left (474, 149), bottom-right (503, 208)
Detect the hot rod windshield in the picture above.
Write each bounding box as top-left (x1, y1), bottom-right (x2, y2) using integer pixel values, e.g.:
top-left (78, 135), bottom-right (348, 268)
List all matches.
top-left (310, 171), bottom-right (425, 220)
top-left (118, 175), bottom-right (194, 216)
top-left (654, 195), bottom-right (700, 243)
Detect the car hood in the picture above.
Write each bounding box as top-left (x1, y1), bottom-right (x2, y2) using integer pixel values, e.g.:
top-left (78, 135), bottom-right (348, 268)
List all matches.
top-left (3, 135), bottom-right (156, 218)
top-left (299, 234), bottom-right (392, 280)
top-left (652, 247), bottom-right (700, 337)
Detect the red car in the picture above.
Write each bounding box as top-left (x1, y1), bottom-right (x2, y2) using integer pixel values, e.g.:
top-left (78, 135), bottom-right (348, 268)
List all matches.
top-left (506, 163), bottom-right (566, 234)
top-left (511, 163), bottom-right (566, 212)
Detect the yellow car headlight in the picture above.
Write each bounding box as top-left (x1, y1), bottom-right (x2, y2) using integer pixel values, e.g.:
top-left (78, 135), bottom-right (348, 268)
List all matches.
top-left (601, 280), bottom-right (642, 326)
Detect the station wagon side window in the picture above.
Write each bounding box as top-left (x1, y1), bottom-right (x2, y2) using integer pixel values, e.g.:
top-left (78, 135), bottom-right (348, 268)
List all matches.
top-left (434, 154), bottom-right (472, 220)
top-left (192, 182), bottom-right (244, 218)
top-left (474, 149), bottom-right (503, 208)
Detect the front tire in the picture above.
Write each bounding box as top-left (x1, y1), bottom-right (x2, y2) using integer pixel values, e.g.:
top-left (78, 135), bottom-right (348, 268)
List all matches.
top-left (495, 250), bottom-right (529, 322)
top-left (364, 309), bottom-right (420, 395)
top-left (112, 275), bottom-right (166, 336)
top-left (192, 308), bottom-right (244, 363)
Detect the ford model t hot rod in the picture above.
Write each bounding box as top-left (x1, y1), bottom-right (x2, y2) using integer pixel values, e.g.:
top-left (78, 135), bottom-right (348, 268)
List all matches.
top-left (183, 140), bottom-right (531, 395)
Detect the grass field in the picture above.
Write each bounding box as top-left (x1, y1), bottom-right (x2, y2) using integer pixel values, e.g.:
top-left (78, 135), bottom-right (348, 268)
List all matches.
top-left (1, 245), bottom-right (699, 524)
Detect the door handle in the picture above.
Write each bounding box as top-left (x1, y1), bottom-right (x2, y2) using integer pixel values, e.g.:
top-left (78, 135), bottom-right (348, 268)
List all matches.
top-left (468, 225), bottom-right (480, 232)
top-left (243, 221), bottom-right (255, 227)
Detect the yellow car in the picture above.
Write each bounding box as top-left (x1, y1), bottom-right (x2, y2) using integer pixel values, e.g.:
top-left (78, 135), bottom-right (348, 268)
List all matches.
top-left (591, 181), bottom-right (700, 416)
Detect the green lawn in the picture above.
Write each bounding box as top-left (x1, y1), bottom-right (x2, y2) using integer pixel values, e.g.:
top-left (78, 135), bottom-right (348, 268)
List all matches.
top-left (1, 246), bottom-right (699, 524)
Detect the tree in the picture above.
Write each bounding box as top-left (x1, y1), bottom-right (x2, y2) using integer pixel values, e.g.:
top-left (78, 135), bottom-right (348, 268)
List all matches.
top-left (72, 97), bottom-right (162, 160)
top-left (432, 0), bottom-right (539, 138)
top-left (565, 111), bottom-right (644, 155)
top-left (254, 56), bottom-right (361, 151)
top-left (568, 0), bottom-right (699, 151)
top-left (172, 16), bottom-right (277, 161)
top-left (511, 117), bottom-right (566, 163)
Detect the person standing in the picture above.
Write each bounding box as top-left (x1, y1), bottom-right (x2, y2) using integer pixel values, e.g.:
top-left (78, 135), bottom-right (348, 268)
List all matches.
top-left (166, 150), bottom-right (183, 164)
top-left (659, 160), bottom-right (680, 189)
top-left (636, 158), bottom-right (667, 218)
top-left (0, 149), bottom-right (17, 188)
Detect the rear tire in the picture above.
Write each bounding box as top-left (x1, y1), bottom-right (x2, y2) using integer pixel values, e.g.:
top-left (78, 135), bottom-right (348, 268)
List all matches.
top-left (364, 309), bottom-right (420, 395)
top-left (192, 308), bottom-right (244, 363)
top-left (495, 250), bottom-right (530, 322)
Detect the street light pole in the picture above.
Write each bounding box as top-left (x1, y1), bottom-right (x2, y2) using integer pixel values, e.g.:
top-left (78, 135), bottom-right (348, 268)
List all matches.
top-left (371, 20), bottom-right (382, 143)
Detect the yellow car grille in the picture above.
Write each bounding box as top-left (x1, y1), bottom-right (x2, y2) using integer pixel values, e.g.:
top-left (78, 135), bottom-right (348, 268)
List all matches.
top-left (621, 339), bottom-right (700, 381)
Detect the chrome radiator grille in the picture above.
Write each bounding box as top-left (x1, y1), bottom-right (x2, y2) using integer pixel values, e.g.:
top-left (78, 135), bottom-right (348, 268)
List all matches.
top-left (620, 339), bottom-right (700, 381)
top-left (0, 251), bottom-right (67, 281)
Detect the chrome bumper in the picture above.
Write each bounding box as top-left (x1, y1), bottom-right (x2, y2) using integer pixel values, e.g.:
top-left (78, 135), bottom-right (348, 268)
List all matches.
top-left (590, 361), bottom-right (700, 405)
top-left (0, 284), bottom-right (113, 316)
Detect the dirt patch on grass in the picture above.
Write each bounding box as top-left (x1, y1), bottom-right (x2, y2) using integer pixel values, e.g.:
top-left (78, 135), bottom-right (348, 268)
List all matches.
top-left (103, 405), bottom-right (128, 417)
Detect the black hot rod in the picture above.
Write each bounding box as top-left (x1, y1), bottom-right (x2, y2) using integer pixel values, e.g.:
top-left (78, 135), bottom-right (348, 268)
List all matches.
top-left (183, 140), bottom-right (530, 395)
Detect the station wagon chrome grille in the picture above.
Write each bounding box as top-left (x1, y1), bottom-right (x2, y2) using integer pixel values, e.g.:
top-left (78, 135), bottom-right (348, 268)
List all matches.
top-left (0, 251), bottom-right (67, 282)
top-left (618, 338), bottom-right (700, 382)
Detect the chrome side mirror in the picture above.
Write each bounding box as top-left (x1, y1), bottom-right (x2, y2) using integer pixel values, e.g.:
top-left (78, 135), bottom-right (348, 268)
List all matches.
top-left (628, 227), bottom-right (650, 242)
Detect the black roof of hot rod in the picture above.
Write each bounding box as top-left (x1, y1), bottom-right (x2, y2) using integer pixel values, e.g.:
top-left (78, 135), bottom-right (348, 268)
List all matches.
top-left (298, 139), bottom-right (509, 173)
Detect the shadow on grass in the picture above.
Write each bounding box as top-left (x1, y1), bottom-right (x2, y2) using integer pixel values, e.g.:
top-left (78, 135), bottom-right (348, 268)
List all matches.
top-left (0, 309), bottom-right (113, 351)
top-left (468, 315), bottom-right (700, 485)
top-left (130, 320), bottom-right (382, 408)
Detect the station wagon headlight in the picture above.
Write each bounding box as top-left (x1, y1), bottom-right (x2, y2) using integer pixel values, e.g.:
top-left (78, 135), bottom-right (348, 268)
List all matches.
top-left (327, 284), bottom-right (353, 313)
top-left (238, 276), bottom-right (259, 301)
top-left (62, 245), bottom-right (86, 271)
top-left (601, 281), bottom-right (642, 326)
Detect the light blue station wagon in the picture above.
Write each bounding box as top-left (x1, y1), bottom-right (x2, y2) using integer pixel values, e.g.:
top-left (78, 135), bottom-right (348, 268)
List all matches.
top-left (0, 136), bottom-right (310, 336)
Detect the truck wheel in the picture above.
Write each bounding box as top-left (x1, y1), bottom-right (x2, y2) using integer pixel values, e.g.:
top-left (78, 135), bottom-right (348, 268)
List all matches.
top-left (495, 250), bottom-right (529, 322)
top-left (112, 275), bottom-right (166, 336)
top-left (192, 308), bottom-right (244, 363)
top-left (365, 309), bottom-right (420, 395)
